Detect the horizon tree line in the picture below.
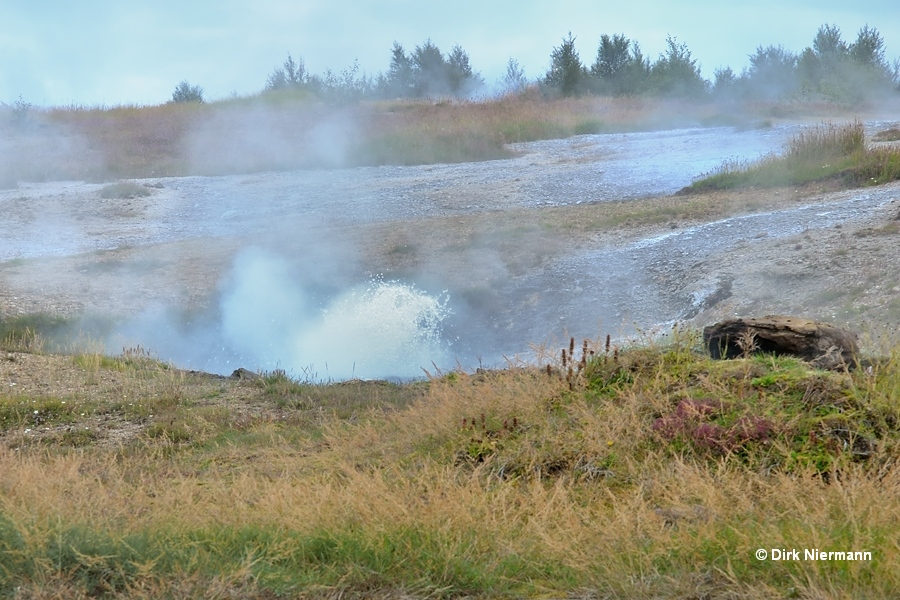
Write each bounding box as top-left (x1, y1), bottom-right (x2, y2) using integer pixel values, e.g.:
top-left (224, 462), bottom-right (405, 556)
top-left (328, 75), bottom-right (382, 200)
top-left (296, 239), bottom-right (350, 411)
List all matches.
top-left (165, 23), bottom-right (899, 105)
top-left (541, 24), bottom-right (899, 101)
top-left (259, 39), bottom-right (484, 102)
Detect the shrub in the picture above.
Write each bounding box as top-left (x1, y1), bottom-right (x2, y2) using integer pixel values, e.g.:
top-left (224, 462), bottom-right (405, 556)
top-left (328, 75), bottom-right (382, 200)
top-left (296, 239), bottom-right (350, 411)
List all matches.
top-left (265, 54), bottom-right (308, 91)
top-left (170, 80), bottom-right (204, 103)
top-left (500, 58), bottom-right (528, 94)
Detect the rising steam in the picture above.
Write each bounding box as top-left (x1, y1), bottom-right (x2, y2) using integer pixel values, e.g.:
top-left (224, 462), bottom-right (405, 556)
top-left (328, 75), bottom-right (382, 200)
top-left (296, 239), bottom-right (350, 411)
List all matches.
top-left (219, 247), bottom-right (451, 378)
top-left (113, 247), bottom-right (452, 380)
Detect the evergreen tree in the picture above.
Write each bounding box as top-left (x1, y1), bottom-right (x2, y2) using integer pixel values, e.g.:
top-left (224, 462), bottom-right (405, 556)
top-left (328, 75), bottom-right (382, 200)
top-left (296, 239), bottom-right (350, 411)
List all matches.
top-left (171, 80), bottom-right (204, 103)
top-left (591, 33), bottom-right (632, 94)
top-left (799, 24), bottom-right (848, 87)
top-left (813, 24), bottom-right (848, 60)
top-left (649, 36), bottom-right (708, 97)
top-left (746, 45), bottom-right (797, 99)
top-left (544, 33), bottom-right (586, 96)
top-left (265, 54), bottom-right (307, 91)
top-left (386, 42), bottom-right (415, 98)
top-left (796, 24), bottom-right (896, 102)
top-left (622, 42), bottom-right (651, 94)
top-left (447, 45), bottom-right (483, 96)
top-left (849, 25), bottom-right (887, 70)
top-left (412, 39), bottom-right (449, 96)
top-left (711, 66), bottom-right (740, 101)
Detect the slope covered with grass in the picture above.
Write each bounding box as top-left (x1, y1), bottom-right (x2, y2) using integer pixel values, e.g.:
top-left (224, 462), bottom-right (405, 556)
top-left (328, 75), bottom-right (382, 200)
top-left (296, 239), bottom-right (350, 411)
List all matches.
top-left (1, 329), bottom-right (899, 598)
top-left (0, 93), bottom-right (813, 184)
top-left (684, 121), bottom-right (900, 193)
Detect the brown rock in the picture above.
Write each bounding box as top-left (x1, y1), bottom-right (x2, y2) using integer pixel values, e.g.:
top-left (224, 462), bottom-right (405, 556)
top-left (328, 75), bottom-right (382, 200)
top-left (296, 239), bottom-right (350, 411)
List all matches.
top-left (230, 367), bottom-right (260, 380)
top-left (703, 315), bottom-right (858, 370)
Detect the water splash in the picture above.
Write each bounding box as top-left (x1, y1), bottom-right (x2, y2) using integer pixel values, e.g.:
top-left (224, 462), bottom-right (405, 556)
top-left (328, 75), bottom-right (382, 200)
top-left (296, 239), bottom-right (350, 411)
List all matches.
top-left (219, 249), bottom-right (451, 379)
top-left (292, 278), bottom-right (451, 379)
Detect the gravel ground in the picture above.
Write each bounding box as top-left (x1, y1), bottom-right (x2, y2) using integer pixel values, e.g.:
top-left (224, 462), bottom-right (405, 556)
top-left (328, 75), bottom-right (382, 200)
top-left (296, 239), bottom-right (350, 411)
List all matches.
top-left (2, 123), bottom-right (899, 372)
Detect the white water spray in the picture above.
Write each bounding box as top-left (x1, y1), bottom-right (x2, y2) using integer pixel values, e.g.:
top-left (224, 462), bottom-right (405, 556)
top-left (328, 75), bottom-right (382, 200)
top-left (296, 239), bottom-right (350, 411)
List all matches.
top-left (220, 248), bottom-right (451, 379)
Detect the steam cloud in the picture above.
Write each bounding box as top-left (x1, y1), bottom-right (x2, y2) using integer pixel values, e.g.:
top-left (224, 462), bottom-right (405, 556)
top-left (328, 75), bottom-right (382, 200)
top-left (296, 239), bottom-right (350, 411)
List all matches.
top-left (186, 105), bottom-right (358, 174)
top-left (219, 247), bottom-right (451, 378)
top-left (109, 247), bottom-right (453, 380)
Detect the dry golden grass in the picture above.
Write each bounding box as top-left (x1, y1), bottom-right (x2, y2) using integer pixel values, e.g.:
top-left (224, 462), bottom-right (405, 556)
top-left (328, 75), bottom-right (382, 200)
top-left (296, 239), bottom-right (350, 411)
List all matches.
top-left (1, 93), bottom-right (774, 184)
top-left (1, 335), bottom-right (899, 597)
top-left (686, 121), bottom-right (900, 192)
top-left (3, 90), bottom-right (886, 189)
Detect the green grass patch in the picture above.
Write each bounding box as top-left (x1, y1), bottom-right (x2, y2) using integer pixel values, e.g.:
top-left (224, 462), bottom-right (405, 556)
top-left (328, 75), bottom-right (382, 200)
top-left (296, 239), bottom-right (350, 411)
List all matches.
top-left (260, 370), bottom-right (426, 417)
top-left (0, 257), bottom-right (27, 268)
top-left (356, 130), bottom-right (512, 165)
top-left (0, 396), bottom-right (79, 431)
top-left (72, 349), bottom-right (170, 374)
top-left (496, 118), bottom-right (569, 142)
top-left (42, 428), bottom-right (100, 447)
top-left (0, 521), bottom-right (574, 598)
top-left (572, 118), bottom-right (606, 135)
top-left (873, 126), bottom-right (900, 142)
top-left (854, 221), bottom-right (900, 237)
top-left (438, 335), bottom-right (900, 480)
top-left (387, 242), bottom-right (417, 256)
top-left (683, 121), bottom-right (900, 193)
top-left (0, 313), bottom-right (77, 352)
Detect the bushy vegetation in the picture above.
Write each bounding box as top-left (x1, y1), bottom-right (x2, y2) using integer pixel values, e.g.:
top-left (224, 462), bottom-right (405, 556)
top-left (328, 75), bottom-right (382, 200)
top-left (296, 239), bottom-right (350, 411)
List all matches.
top-left (1, 328), bottom-right (899, 597)
top-left (543, 32), bottom-right (587, 97)
top-left (3, 22), bottom-right (899, 185)
top-left (263, 40), bottom-right (483, 103)
top-left (684, 121), bottom-right (900, 192)
top-left (250, 23), bottom-right (899, 104)
top-left (712, 24), bottom-right (900, 105)
top-left (1, 92), bottom-right (744, 182)
top-left (155, 22), bottom-right (898, 107)
top-left (538, 23), bottom-right (898, 102)
top-left (0, 313), bottom-right (77, 353)
top-left (381, 40), bottom-right (484, 99)
top-left (170, 80), bottom-right (204, 103)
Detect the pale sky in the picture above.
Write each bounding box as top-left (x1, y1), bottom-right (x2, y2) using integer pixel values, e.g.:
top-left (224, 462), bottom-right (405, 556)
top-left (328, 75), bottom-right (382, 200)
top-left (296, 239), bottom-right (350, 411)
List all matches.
top-left (3, 0), bottom-right (899, 107)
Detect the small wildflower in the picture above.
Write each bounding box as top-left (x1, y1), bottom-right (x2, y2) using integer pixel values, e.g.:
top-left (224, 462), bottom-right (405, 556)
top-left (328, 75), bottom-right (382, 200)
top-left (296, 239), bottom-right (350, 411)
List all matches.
top-left (607, 440), bottom-right (614, 447)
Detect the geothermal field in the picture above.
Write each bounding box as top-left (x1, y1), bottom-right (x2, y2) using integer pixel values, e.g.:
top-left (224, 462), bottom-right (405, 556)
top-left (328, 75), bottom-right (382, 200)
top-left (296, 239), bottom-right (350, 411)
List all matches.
top-left (2, 103), bottom-right (900, 598)
top-left (3, 120), bottom-right (898, 379)
top-left (6, 5), bottom-right (900, 595)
